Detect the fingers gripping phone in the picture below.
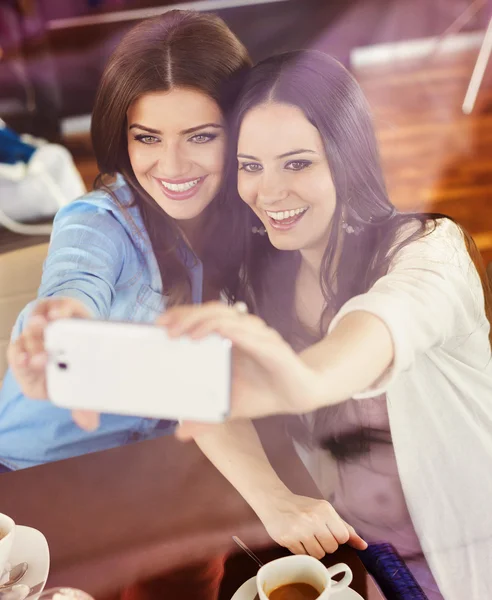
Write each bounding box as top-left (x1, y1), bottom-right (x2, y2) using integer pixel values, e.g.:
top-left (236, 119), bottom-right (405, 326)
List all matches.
top-left (44, 319), bottom-right (231, 422)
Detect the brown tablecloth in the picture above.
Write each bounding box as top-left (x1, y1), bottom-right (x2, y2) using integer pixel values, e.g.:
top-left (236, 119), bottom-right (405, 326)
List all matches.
top-left (0, 429), bottom-right (383, 599)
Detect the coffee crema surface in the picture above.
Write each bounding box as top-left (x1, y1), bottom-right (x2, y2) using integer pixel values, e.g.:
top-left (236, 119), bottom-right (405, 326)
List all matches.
top-left (268, 582), bottom-right (321, 600)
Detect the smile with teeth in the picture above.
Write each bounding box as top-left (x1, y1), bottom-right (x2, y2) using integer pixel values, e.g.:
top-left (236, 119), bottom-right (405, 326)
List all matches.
top-left (159, 177), bottom-right (202, 192)
top-left (266, 207), bottom-right (308, 221)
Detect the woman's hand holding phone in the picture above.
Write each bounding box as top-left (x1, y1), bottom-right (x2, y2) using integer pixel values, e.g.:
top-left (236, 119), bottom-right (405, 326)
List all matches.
top-left (158, 302), bottom-right (326, 440)
top-left (7, 297), bottom-right (99, 430)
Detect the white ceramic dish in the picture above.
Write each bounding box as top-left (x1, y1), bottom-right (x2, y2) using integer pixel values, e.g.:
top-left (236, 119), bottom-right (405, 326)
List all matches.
top-left (2, 525), bottom-right (50, 599)
top-left (231, 575), bottom-right (364, 600)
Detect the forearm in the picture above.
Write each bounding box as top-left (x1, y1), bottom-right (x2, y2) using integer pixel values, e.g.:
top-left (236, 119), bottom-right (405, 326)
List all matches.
top-left (38, 211), bottom-right (123, 319)
top-left (195, 419), bottom-right (291, 514)
top-left (301, 311), bottom-right (394, 410)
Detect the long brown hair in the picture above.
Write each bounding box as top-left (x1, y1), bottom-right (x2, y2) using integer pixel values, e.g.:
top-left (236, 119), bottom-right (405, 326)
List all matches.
top-left (230, 51), bottom-right (492, 346)
top-left (91, 10), bottom-right (252, 305)
top-left (230, 50), bottom-right (492, 457)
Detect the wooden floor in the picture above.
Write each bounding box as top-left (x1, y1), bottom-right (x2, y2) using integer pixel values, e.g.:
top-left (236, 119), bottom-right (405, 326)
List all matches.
top-left (69, 35), bottom-right (492, 264)
top-left (353, 37), bottom-right (492, 264)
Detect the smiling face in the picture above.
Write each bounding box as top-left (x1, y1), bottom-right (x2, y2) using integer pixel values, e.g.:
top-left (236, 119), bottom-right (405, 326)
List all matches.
top-left (127, 87), bottom-right (226, 222)
top-left (237, 102), bottom-right (337, 257)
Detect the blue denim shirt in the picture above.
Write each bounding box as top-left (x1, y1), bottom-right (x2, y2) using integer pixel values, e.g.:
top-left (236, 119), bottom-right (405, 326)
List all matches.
top-left (0, 176), bottom-right (205, 470)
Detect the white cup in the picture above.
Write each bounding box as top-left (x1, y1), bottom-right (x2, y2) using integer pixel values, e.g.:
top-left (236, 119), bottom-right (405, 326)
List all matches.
top-left (0, 513), bottom-right (15, 576)
top-left (257, 555), bottom-right (353, 600)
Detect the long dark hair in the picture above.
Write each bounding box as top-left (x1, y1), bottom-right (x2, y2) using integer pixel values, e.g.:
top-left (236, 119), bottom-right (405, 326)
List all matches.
top-left (91, 10), bottom-right (252, 305)
top-left (230, 50), bottom-right (492, 344)
top-left (229, 50), bottom-right (492, 455)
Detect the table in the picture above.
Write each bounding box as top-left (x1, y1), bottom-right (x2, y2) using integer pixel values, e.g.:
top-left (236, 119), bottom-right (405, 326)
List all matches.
top-left (0, 428), bottom-right (385, 599)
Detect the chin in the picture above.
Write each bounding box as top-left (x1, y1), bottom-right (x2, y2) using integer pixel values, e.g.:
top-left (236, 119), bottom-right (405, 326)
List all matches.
top-left (268, 234), bottom-right (304, 252)
top-left (153, 194), bottom-right (215, 220)
top-left (167, 203), bottom-right (212, 221)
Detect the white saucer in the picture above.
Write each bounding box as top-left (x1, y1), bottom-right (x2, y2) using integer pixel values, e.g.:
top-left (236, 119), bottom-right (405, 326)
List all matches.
top-left (4, 525), bottom-right (50, 598)
top-left (231, 576), bottom-right (364, 600)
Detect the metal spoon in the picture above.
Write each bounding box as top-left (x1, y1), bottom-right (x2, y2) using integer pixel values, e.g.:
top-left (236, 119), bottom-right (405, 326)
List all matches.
top-left (232, 536), bottom-right (264, 568)
top-left (0, 564), bottom-right (28, 590)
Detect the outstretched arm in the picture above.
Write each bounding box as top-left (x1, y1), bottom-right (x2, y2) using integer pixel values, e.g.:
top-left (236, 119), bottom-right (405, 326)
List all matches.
top-left (192, 419), bottom-right (368, 557)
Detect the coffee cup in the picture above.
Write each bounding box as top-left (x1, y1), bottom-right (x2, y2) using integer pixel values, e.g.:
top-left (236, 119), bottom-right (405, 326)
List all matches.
top-left (0, 513), bottom-right (15, 577)
top-left (257, 555), bottom-right (353, 600)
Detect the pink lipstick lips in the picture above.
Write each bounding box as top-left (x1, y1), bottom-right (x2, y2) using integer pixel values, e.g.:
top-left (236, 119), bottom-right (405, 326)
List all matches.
top-left (155, 175), bottom-right (206, 201)
top-left (266, 208), bottom-right (308, 231)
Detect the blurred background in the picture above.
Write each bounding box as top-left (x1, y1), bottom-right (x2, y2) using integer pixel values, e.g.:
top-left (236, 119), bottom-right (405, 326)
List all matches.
top-left (0, 3), bottom-right (491, 597)
top-left (0, 0), bottom-right (491, 257)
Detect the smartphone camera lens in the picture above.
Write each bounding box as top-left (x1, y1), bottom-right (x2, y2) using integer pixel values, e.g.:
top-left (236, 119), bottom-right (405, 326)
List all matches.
top-left (57, 362), bottom-right (69, 371)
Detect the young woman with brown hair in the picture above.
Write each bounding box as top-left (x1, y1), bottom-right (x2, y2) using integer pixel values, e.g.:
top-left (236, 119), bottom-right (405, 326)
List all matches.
top-left (0, 9), bottom-right (251, 471)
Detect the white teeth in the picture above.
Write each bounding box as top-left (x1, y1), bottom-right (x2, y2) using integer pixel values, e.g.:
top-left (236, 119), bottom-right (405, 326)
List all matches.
top-left (266, 207), bottom-right (307, 221)
top-left (160, 178), bottom-right (201, 192)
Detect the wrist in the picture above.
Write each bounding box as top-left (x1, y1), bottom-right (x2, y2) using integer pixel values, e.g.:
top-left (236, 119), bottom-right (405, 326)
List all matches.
top-left (248, 484), bottom-right (294, 518)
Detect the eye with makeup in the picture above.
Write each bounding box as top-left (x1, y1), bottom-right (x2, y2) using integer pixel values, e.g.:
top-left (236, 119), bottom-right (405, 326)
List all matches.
top-left (238, 162), bottom-right (262, 173)
top-left (133, 134), bottom-right (160, 145)
top-left (285, 159), bottom-right (312, 171)
top-left (188, 132), bottom-right (218, 144)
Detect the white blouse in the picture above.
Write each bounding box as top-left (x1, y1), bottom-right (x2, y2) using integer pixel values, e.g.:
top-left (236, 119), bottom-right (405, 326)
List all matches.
top-left (325, 218), bottom-right (492, 600)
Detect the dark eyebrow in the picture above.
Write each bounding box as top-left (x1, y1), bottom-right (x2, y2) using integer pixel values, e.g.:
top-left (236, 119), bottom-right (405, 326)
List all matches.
top-left (128, 123), bottom-right (161, 134)
top-left (278, 149), bottom-right (317, 159)
top-left (237, 149), bottom-right (317, 161)
top-left (181, 123), bottom-right (223, 135)
top-left (237, 153), bottom-right (258, 160)
top-left (128, 123), bottom-right (223, 135)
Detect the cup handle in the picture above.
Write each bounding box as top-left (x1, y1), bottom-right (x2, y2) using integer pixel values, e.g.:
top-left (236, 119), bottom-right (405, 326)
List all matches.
top-left (326, 563), bottom-right (353, 592)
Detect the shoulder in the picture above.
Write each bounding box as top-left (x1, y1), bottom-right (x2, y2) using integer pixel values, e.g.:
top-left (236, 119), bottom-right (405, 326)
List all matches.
top-left (390, 217), bottom-right (471, 269)
top-left (53, 175), bottom-right (139, 241)
top-left (385, 217), bottom-right (485, 312)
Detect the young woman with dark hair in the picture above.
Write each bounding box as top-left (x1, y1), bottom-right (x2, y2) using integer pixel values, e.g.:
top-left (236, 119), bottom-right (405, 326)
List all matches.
top-left (164, 51), bottom-right (492, 600)
top-left (0, 9), bottom-right (251, 471)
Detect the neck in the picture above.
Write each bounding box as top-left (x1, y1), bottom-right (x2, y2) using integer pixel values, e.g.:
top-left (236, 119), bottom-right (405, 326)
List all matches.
top-left (177, 213), bottom-right (206, 256)
top-left (299, 247), bottom-right (324, 279)
top-left (299, 228), bottom-right (344, 286)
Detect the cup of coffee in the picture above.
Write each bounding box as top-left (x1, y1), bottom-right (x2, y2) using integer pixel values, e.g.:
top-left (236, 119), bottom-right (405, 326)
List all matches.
top-left (257, 555), bottom-right (353, 600)
top-left (0, 513), bottom-right (15, 576)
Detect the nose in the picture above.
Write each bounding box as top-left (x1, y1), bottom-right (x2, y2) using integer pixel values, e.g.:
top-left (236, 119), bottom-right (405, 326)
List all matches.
top-left (157, 143), bottom-right (191, 179)
top-left (257, 169), bottom-right (288, 206)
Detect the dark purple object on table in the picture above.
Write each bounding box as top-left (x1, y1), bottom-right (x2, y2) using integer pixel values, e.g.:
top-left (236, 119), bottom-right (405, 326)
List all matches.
top-left (358, 543), bottom-right (429, 599)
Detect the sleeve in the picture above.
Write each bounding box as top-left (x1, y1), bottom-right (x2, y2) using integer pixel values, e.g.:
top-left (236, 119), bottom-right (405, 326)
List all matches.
top-left (328, 219), bottom-right (486, 399)
top-left (11, 201), bottom-right (128, 340)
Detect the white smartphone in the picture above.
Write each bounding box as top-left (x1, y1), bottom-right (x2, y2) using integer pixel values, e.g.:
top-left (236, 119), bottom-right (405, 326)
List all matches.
top-left (44, 318), bottom-right (231, 422)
